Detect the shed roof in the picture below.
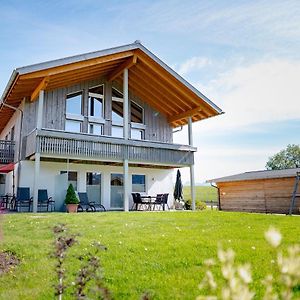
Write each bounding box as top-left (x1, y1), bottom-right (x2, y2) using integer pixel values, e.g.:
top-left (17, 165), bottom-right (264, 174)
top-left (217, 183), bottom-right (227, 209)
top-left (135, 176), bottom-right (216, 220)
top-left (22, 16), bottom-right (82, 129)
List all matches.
top-left (0, 41), bottom-right (223, 133)
top-left (207, 168), bottom-right (300, 183)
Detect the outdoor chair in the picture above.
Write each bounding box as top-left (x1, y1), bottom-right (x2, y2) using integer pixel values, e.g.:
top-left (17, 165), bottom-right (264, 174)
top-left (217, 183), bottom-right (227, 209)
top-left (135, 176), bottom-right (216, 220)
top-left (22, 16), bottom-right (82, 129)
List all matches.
top-left (131, 193), bottom-right (151, 210)
top-left (162, 193), bottom-right (170, 210)
top-left (152, 194), bottom-right (164, 211)
top-left (38, 189), bottom-right (55, 212)
top-left (78, 192), bottom-right (106, 212)
top-left (15, 187), bottom-right (33, 212)
top-left (153, 193), bottom-right (169, 211)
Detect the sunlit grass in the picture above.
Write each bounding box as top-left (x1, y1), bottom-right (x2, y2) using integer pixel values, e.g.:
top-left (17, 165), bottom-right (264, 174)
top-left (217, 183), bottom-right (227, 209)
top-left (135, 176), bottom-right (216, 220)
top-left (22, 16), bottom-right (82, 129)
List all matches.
top-left (0, 211), bottom-right (299, 299)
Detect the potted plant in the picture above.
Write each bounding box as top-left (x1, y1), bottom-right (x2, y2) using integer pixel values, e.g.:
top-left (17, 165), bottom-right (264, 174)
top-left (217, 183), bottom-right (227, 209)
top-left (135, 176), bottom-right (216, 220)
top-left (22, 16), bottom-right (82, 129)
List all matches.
top-left (65, 184), bottom-right (79, 213)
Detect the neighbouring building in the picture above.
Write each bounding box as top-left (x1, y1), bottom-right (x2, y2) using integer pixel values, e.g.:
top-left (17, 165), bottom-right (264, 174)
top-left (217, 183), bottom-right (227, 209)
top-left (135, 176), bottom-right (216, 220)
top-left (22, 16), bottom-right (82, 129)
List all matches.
top-left (207, 168), bottom-right (300, 214)
top-left (0, 41), bottom-right (222, 212)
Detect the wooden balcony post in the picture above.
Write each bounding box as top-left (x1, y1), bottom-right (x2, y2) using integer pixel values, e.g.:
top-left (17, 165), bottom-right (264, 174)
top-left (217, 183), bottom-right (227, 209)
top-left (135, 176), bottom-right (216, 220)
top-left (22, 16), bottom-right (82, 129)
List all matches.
top-left (188, 117), bottom-right (196, 211)
top-left (32, 152), bottom-right (40, 213)
top-left (37, 90), bottom-right (44, 130)
top-left (123, 68), bottom-right (129, 211)
top-left (123, 158), bottom-right (129, 212)
top-left (123, 68), bottom-right (129, 140)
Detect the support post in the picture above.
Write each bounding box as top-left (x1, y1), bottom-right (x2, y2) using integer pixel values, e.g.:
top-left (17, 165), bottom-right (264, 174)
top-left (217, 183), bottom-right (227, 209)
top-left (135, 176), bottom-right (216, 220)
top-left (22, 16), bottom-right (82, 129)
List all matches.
top-left (123, 158), bottom-right (129, 212)
top-left (37, 90), bottom-right (44, 130)
top-left (188, 117), bottom-right (195, 211)
top-left (32, 152), bottom-right (40, 213)
top-left (123, 69), bottom-right (129, 211)
top-left (123, 68), bottom-right (129, 140)
top-left (33, 90), bottom-right (44, 212)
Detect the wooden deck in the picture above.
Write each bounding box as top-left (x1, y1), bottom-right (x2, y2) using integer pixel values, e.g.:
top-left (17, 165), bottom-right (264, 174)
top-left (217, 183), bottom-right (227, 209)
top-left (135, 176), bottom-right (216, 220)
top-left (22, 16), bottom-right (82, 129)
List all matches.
top-left (25, 129), bottom-right (195, 167)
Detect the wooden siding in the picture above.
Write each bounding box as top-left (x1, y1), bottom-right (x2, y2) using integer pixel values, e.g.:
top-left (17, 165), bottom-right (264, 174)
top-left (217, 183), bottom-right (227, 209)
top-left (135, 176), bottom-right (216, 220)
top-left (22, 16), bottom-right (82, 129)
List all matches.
top-left (25, 129), bottom-right (194, 167)
top-left (22, 77), bottom-right (173, 144)
top-left (218, 178), bottom-right (299, 214)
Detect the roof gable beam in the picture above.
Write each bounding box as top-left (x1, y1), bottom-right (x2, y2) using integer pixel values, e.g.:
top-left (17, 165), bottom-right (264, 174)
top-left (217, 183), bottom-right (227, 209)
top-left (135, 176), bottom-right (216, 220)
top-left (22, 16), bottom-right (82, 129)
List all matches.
top-left (30, 77), bottom-right (49, 102)
top-left (107, 55), bottom-right (137, 82)
top-left (168, 106), bottom-right (203, 123)
top-left (21, 51), bottom-right (134, 79)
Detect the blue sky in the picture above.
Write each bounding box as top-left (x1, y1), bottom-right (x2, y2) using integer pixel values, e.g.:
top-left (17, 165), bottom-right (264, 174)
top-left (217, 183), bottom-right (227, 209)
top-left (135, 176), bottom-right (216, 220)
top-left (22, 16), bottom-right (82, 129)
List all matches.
top-left (0, 0), bottom-right (299, 182)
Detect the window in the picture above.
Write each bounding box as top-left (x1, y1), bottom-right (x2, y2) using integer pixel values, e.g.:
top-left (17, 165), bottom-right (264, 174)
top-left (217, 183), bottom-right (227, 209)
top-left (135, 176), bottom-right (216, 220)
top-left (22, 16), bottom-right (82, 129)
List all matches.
top-left (112, 88), bottom-right (124, 123)
top-left (89, 123), bottom-right (103, 135)
top-left (86, 172), bottom-right (101, 205)
top-left (132, 175), bottom-right (146, 193)
top-left (111, 88), bottom-right (145, 139)
top-left (131, 102), bottom-right (143, 124)
top-left (110, 173), bottom-right (124, 208)
top-left (60, 171), bottom-right (78, 191)
top-left (131, 128), bottom-right (144, 140)
top-left (10, 126), bottom-right (15, 141)
top-left (66, 92), bottom-right (82, 115)
top-left (65, 120), bottom-right (81, 133)
top-left (88, 86), bottom-right (104, 119)
top-left (65, 92), bottom-right (83, 133)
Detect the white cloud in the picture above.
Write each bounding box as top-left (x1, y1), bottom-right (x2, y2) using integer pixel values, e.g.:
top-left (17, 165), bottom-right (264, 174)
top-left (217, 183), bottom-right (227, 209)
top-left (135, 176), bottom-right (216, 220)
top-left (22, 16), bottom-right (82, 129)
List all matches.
top-left (192, 58), bottom-right (300, 134)
top-left (174, 58), bottom-right (300, 183)
top-left (175, 57), bottom-right (211, 76)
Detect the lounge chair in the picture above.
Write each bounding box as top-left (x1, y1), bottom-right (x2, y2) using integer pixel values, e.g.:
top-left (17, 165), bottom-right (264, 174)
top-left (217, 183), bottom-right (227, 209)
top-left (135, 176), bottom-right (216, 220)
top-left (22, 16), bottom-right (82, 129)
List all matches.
top-left (38, 189), bottom-right (55, 212)
top-left (15, 187), bottom-right (33, 212)
top-left (78, 192), bottom-right (106, 212)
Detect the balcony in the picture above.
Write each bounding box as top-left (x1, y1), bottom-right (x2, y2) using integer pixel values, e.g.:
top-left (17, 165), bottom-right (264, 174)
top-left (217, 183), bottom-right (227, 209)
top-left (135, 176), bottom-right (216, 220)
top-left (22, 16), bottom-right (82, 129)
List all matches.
top-left (25, 129), bottom-right (195, 167)
top-left (0, 140), bottom-right (15, 164)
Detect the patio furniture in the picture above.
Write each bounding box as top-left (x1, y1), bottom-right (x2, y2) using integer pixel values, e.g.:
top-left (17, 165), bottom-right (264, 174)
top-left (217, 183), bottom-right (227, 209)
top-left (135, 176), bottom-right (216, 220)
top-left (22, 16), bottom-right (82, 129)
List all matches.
top-left (78, 192), bottom-right (106, 212)
top-left (0, 194), bottom-right (15, 211)
top-left (15, 187), bottom-right (32, 212)
top-left (153, 193), bottom-right (169, 211)
top-left (131, 193), bottom-right (152, 210)
top-left (38, 189), bottom-right (55, 212)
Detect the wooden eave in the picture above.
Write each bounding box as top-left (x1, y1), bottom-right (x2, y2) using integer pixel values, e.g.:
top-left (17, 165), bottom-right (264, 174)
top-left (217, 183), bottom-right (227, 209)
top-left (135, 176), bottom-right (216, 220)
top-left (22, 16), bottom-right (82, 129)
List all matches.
top-left (0, 43), bottom-right (222, 133)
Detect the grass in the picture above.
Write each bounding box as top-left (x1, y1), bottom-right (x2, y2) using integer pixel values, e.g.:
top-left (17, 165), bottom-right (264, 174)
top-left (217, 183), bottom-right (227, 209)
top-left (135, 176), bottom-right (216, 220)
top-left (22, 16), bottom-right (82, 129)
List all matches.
top-left (0, 211), bottom-right (300, 299)
top-left (183, 185), bottom-right (218, 202)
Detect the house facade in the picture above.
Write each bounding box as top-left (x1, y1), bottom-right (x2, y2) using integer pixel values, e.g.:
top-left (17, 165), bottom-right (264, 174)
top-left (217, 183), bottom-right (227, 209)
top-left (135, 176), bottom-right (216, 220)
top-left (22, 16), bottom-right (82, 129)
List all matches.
top-left (0, 42), bottom-right (222, 212)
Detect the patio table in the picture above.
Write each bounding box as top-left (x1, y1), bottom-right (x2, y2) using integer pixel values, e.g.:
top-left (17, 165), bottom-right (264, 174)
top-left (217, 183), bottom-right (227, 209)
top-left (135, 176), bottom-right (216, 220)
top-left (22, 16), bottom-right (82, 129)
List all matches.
top-left (140, 195), bottom-right (156, 210)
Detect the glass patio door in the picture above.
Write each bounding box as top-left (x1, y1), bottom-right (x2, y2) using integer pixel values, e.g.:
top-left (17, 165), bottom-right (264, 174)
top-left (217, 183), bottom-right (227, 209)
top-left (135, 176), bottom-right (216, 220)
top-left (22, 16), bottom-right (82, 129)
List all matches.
top-left (86, 172), bottom-right (101, 205)
top-left (110, 173), bottom-right (123, 209)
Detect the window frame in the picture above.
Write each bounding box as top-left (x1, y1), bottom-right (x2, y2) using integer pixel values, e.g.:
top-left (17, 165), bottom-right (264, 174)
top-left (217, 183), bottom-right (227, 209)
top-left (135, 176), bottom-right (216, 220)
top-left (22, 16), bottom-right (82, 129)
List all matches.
top-left (132, 174), bottom-right (146, 193)
top-left (65, 91), bottom-right (84, 133)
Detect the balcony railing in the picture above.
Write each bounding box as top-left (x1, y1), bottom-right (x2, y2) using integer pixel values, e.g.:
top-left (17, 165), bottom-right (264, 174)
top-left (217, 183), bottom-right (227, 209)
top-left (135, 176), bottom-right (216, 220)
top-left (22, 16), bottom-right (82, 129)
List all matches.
top-left (0, 140), bottom-right (15, 164)
top-left (26, 129), bottom-right (195, 166)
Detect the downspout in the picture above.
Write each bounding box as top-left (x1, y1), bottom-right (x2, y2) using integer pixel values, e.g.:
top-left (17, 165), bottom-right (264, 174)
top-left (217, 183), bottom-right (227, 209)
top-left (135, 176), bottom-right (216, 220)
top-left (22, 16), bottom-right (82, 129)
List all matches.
top-left (2, 102), bottom-right (24, 195)
top-left (210, 183), bottom-right (221, 210)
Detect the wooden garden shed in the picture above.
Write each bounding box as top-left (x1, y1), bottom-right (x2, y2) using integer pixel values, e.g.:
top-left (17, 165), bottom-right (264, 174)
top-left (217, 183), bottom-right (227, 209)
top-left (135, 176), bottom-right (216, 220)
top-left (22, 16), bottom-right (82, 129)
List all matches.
top-left (208, 168), bottom-right (300, 214)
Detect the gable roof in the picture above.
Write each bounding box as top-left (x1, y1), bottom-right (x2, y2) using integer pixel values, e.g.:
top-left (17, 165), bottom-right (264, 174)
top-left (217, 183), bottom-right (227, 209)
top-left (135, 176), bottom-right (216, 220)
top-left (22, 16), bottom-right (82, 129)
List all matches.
top-left (0, 42), bottom-right (223, 133)
top-left (207, 168), bottom-right (300, 183)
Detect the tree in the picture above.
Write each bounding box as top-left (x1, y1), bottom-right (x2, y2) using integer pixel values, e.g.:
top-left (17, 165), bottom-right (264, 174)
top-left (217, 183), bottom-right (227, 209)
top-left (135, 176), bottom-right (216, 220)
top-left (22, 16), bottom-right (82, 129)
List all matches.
top-left (266, 144), bottom-right (300, 170)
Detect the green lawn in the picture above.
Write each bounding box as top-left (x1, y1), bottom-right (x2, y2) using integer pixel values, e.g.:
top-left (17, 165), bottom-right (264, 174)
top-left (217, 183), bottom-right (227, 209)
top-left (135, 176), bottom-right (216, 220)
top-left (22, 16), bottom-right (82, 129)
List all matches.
top-left (183, 185), bottom-right (218, 202)
top-left (0, 211), bottom-right (299, 299)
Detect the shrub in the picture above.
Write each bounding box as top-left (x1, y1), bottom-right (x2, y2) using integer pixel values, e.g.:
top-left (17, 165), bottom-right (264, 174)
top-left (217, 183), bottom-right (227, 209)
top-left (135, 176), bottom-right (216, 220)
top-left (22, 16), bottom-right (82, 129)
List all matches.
top-left (184, 199), bottom-right (206, 210)
top-left (65, 184), bottom-right (79, 205)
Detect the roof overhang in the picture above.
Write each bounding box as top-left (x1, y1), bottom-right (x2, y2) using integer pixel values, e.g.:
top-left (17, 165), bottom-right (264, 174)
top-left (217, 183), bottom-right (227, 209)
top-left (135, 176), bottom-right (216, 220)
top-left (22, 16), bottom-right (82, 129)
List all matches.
top-left (207, 168), bottom-right (300, 184)
top-left (0, 42), bottom-right (223, 133)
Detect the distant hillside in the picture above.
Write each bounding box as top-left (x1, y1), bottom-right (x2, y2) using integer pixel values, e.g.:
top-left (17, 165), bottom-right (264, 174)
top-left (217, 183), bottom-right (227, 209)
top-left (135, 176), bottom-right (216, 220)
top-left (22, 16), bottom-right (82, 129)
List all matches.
top-left (183, 186), bottom-right (218, 202)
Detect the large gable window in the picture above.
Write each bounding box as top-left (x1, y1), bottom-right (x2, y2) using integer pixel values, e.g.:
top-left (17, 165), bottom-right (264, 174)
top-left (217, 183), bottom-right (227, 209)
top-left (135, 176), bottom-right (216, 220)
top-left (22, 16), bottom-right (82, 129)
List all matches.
top-left (88, 85), bottom-right (104, 136)
top-left (111, 87), bottom-right (145, 139)
top-left (65, 92), bottom-right (83, 133)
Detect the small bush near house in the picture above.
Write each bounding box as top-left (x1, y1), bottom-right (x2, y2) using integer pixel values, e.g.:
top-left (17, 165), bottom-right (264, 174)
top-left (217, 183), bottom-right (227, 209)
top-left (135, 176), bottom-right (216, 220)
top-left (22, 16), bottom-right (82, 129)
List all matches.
top-left (184, 199), bottom-right (206, 210)
top-left (65, 184), bottom-right (79, 205)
